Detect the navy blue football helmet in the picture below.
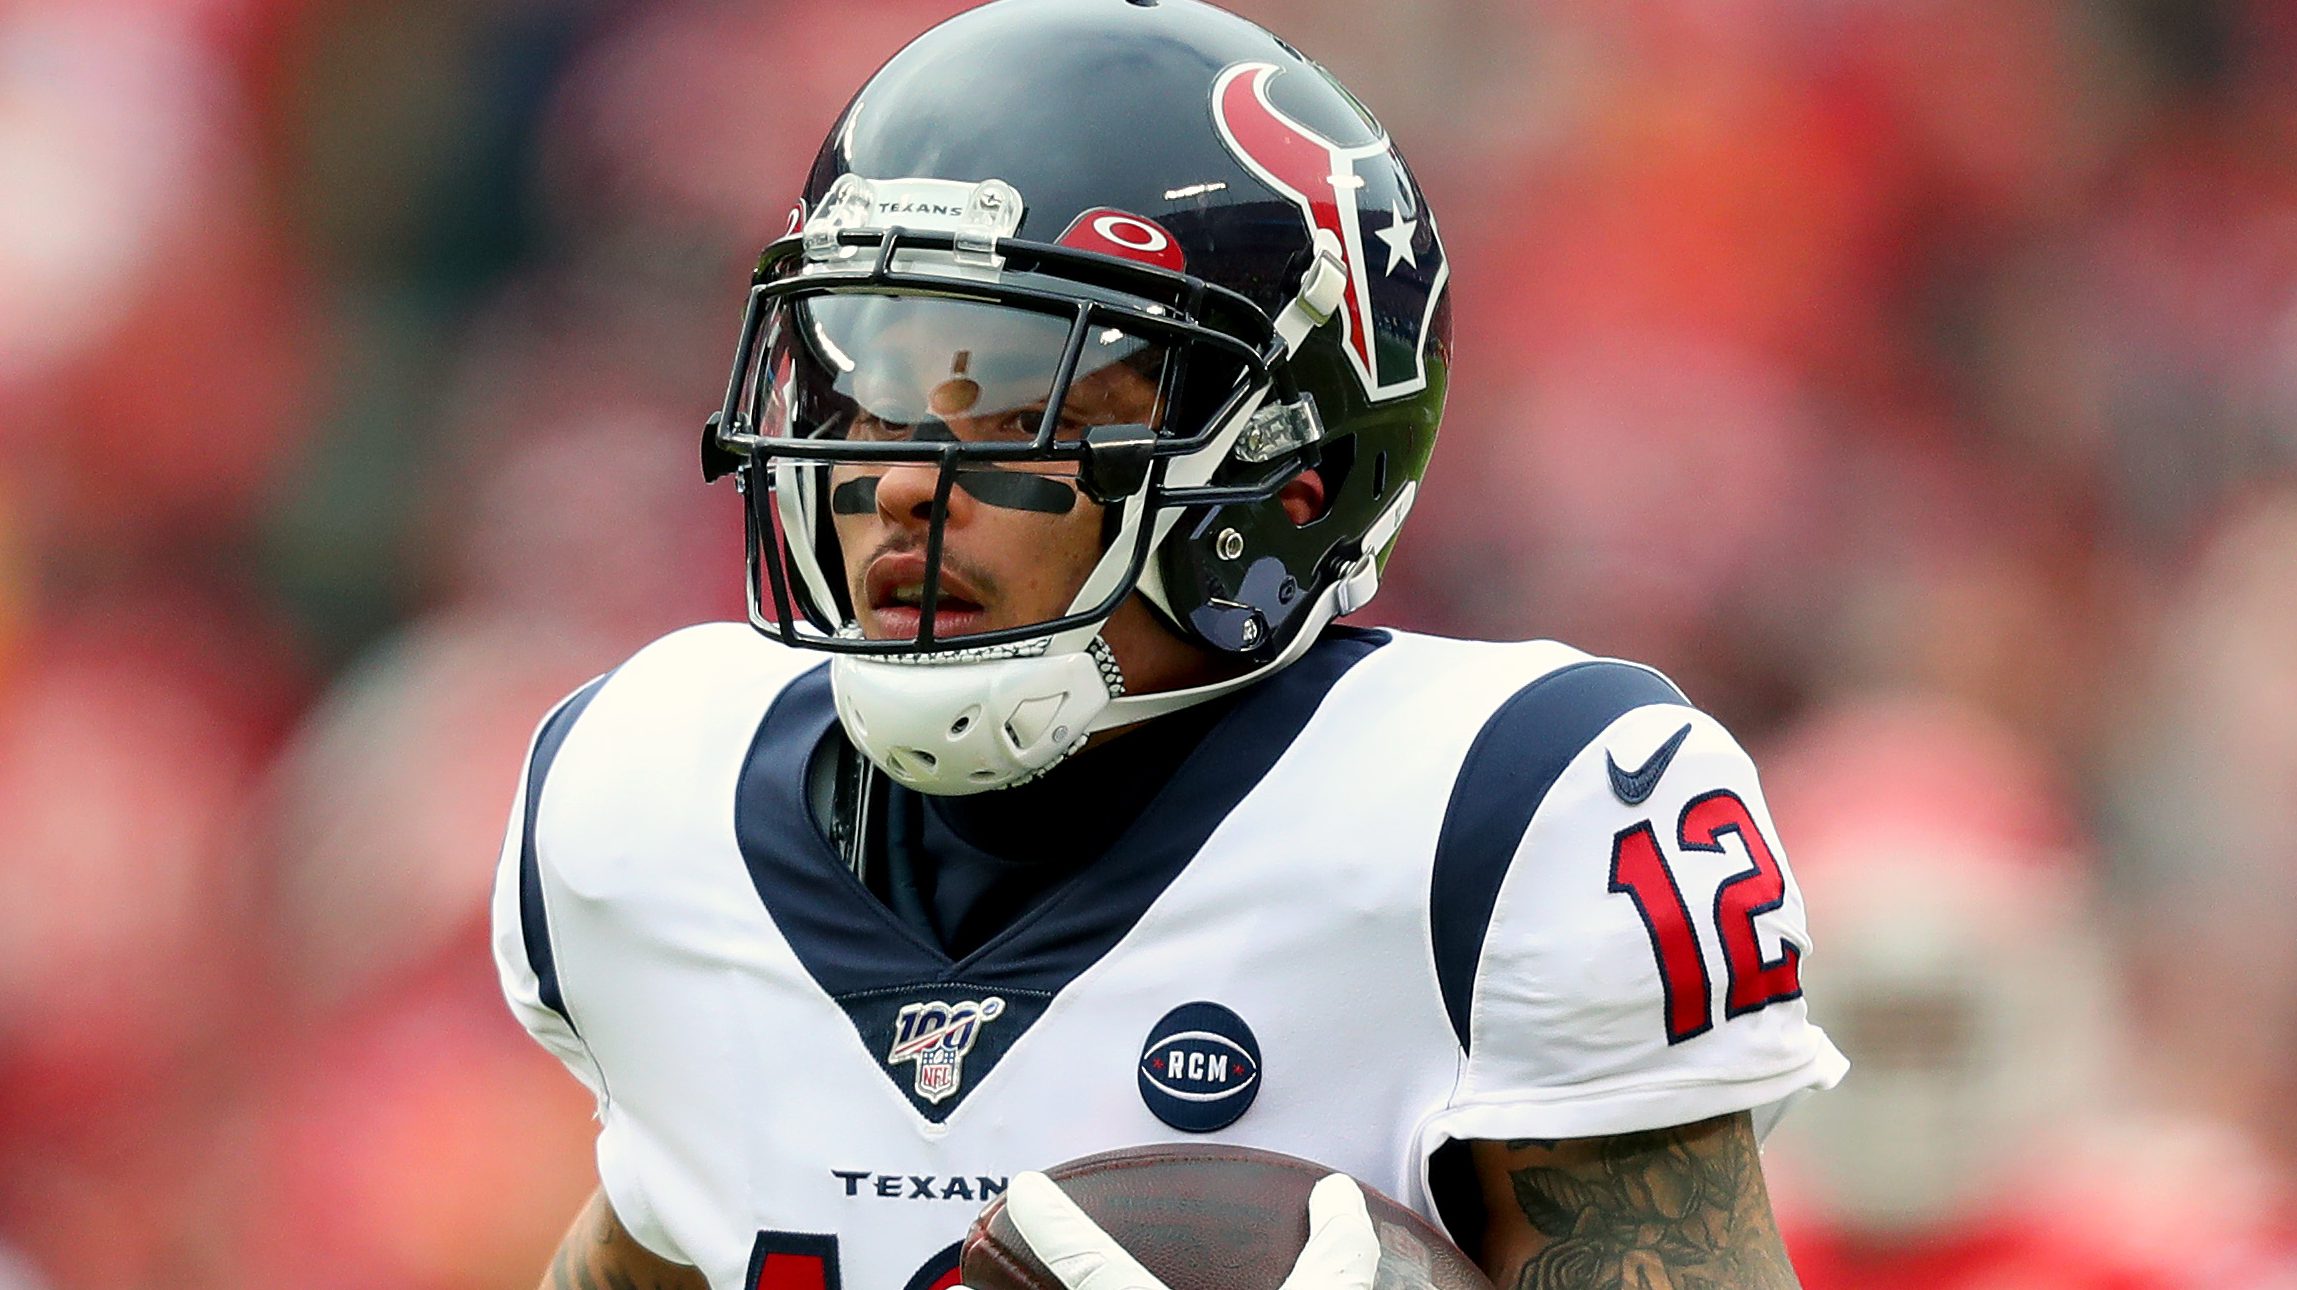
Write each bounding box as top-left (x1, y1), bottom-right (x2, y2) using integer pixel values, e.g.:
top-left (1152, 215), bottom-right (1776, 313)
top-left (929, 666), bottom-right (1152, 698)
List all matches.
top-left (705, 0), bottom-right (1451, 791)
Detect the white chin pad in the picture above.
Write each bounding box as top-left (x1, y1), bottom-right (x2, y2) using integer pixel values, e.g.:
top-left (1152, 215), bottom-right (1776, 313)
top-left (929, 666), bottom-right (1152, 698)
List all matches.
top-left (829, 647), bottom-right (1119, 795)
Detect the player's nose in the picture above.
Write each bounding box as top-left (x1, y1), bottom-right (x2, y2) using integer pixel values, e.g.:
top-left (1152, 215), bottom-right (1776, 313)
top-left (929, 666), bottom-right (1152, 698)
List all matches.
top-left (873, 461), bottom-right (953, 526)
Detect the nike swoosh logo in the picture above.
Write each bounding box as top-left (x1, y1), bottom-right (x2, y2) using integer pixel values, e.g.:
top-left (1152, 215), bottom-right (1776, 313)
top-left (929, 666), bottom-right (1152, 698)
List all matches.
top-left (1607, 722), bottom-right (1693, 806)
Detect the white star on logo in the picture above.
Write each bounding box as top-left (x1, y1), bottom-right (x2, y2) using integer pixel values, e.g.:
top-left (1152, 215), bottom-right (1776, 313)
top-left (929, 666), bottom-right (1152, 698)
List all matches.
top-left (1375, 201), bottom-right (1419, 274)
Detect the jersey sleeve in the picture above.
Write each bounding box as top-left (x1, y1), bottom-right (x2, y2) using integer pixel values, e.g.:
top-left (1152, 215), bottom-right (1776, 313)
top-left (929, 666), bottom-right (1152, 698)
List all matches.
top-left (1422, 663), bottom-right (1847, 1149)
top-left (488, 673), bottom-right (681, 1262)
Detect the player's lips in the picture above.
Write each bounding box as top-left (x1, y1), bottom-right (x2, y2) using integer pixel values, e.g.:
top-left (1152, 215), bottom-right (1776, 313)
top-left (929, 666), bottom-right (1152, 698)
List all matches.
top-left (864, 553), bottom-right (987, 639)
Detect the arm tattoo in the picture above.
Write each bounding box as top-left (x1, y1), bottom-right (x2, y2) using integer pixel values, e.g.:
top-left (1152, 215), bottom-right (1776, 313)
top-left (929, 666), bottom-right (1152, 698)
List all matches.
top-left (1488, 1113), bottom-right (1799, 1290)
top-left (543, 1189), bottom-right (708, 1290)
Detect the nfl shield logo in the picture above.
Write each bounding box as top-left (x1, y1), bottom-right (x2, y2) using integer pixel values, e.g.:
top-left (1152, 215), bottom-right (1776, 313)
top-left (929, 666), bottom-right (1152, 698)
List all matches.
top-left (888, 997), bottom-right (1006, 1105)
top-left (915, 1054), bottom-right (958, 1101)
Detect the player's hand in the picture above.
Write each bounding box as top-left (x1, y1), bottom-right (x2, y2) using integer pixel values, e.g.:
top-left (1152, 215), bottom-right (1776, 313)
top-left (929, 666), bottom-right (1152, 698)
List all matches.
top-left (990, 1168), bottom-right (1381, 1290)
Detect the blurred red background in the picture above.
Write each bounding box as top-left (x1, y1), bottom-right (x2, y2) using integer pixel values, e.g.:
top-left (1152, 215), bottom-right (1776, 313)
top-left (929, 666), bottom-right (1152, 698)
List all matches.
top-left (2, 0), bottom-right (2294, 1286)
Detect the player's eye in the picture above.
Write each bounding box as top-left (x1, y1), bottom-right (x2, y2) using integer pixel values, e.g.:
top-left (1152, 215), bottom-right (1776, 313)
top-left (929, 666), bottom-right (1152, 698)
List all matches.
top-left (993, 408), bottom-right (1090, 441)
top-left (848, 413), bottom-right (912, 442)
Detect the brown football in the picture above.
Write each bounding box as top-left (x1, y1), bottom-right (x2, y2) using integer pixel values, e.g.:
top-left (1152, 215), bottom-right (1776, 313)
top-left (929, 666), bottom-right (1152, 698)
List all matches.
top-left (960, 1143), bottom-right (1494, 1290)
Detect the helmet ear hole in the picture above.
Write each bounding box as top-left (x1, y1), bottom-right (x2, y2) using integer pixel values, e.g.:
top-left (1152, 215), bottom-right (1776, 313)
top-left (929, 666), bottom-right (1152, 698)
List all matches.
top-left (1371, 451), bottom-right (1389, 501)
top-left (1277, 469), bottom-right (1328, 526)
top-left (1298, 434), bottom-right (1354, 526)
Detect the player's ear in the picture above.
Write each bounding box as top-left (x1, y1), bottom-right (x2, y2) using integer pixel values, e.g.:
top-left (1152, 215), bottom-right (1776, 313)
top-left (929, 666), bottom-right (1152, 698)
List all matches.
top-left (1278, 468), bottom-right (1327, 526)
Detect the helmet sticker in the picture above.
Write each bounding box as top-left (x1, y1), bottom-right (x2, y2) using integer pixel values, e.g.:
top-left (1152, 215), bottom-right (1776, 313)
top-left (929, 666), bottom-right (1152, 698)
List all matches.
top-left (1211, 61), bottom-right (1448, 402)
top-left (1056, 208), bottom-right (1187, 273)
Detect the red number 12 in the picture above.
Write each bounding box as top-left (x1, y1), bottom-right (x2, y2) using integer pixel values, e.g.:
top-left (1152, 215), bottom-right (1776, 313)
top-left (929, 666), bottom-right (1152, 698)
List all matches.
top-left (1607, 789), bottom-right (1803, 1045)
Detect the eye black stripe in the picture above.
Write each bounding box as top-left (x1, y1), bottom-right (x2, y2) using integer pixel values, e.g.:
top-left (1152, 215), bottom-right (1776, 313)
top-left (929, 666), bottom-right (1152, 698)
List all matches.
top-left (952, 470), bottom-right (1077, 514)
top-left (825, 471), bottom-right (1076, 516)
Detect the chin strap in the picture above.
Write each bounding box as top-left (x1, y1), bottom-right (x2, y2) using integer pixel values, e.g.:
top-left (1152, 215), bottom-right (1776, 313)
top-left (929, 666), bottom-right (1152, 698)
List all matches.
top-left (1333, 480), bottom-right (1414, 615)
top-left (1087, 590), bottom-right (1324, 731)
top-left (1089, 481), bottom-right (1414, 732)
top-left (829, 633), bottom-right (1128, 796)
top-left (1273, 235), bottom-right (1348, 357)
top-left (995, 636), bottom-right (1127, 789)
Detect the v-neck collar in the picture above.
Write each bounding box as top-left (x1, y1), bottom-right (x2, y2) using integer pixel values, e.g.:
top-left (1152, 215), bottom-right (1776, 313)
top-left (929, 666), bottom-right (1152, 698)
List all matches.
top-left (730, 627), bottom-right (1387, 1120)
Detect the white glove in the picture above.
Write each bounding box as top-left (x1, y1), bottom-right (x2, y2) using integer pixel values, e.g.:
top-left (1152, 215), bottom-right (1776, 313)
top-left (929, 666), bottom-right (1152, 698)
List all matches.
top-left (990, 1168), bottom-right (1381, 1290)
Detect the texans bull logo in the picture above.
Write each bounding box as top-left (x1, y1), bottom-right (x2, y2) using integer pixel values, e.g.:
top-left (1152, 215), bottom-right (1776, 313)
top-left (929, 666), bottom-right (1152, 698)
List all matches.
top-left (1212, 61), bottom-right (1449, 403)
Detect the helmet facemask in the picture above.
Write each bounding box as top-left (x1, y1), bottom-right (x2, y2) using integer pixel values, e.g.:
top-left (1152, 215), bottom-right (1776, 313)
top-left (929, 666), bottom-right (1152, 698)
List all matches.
top-left (765, 293), bottom-right (1175, 653)
top-left (707, 202), bottom-right (1305, 793)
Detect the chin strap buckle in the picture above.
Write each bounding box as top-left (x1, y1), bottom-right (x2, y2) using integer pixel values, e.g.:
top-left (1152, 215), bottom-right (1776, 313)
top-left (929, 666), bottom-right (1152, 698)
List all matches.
top-left (1333, 481), bottom-right (1416, 616)
top-left (1272, 232), bottom-right (1348, 356)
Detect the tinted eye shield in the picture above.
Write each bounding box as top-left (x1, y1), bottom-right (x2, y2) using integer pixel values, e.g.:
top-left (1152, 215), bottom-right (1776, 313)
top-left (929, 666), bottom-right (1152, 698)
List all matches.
top-left (707, 227), bottom-right (1294, 654)
top-left (705, 227), bottom-right (1279, 482)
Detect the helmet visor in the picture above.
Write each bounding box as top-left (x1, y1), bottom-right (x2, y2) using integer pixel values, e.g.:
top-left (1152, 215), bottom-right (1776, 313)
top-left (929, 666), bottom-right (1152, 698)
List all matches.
top-left (751, 294), bottom-right (1171, 649)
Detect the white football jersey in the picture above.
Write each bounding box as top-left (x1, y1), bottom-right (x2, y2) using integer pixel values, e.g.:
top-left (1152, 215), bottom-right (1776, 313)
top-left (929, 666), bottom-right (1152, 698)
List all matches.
top-left (492, 623), bottom-right (1846, 1290)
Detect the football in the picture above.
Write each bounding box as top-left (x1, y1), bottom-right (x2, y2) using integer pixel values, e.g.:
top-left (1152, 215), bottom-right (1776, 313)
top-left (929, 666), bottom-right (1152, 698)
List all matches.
top-left (960, 1143), bottom-right (1494, 1290)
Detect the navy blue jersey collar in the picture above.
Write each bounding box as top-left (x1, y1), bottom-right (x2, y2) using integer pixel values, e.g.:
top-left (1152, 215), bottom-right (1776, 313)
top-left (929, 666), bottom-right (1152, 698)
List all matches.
top-left (735, 627), bottom-right (1389, 994)
top-left (731, 629), bottom-right (1387, 1120)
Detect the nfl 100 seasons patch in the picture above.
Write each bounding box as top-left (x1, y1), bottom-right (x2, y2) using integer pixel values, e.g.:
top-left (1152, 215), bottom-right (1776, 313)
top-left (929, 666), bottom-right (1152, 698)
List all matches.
top-left (888, 996), bottom-right (1006, 1106)
top-left (838, 985), bottom-right (1043, 1121)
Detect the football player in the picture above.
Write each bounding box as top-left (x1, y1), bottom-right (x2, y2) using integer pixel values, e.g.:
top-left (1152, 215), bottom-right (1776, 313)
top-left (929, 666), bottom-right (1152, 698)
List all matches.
top-left (492, 2), bottom-right (1847, 1288)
